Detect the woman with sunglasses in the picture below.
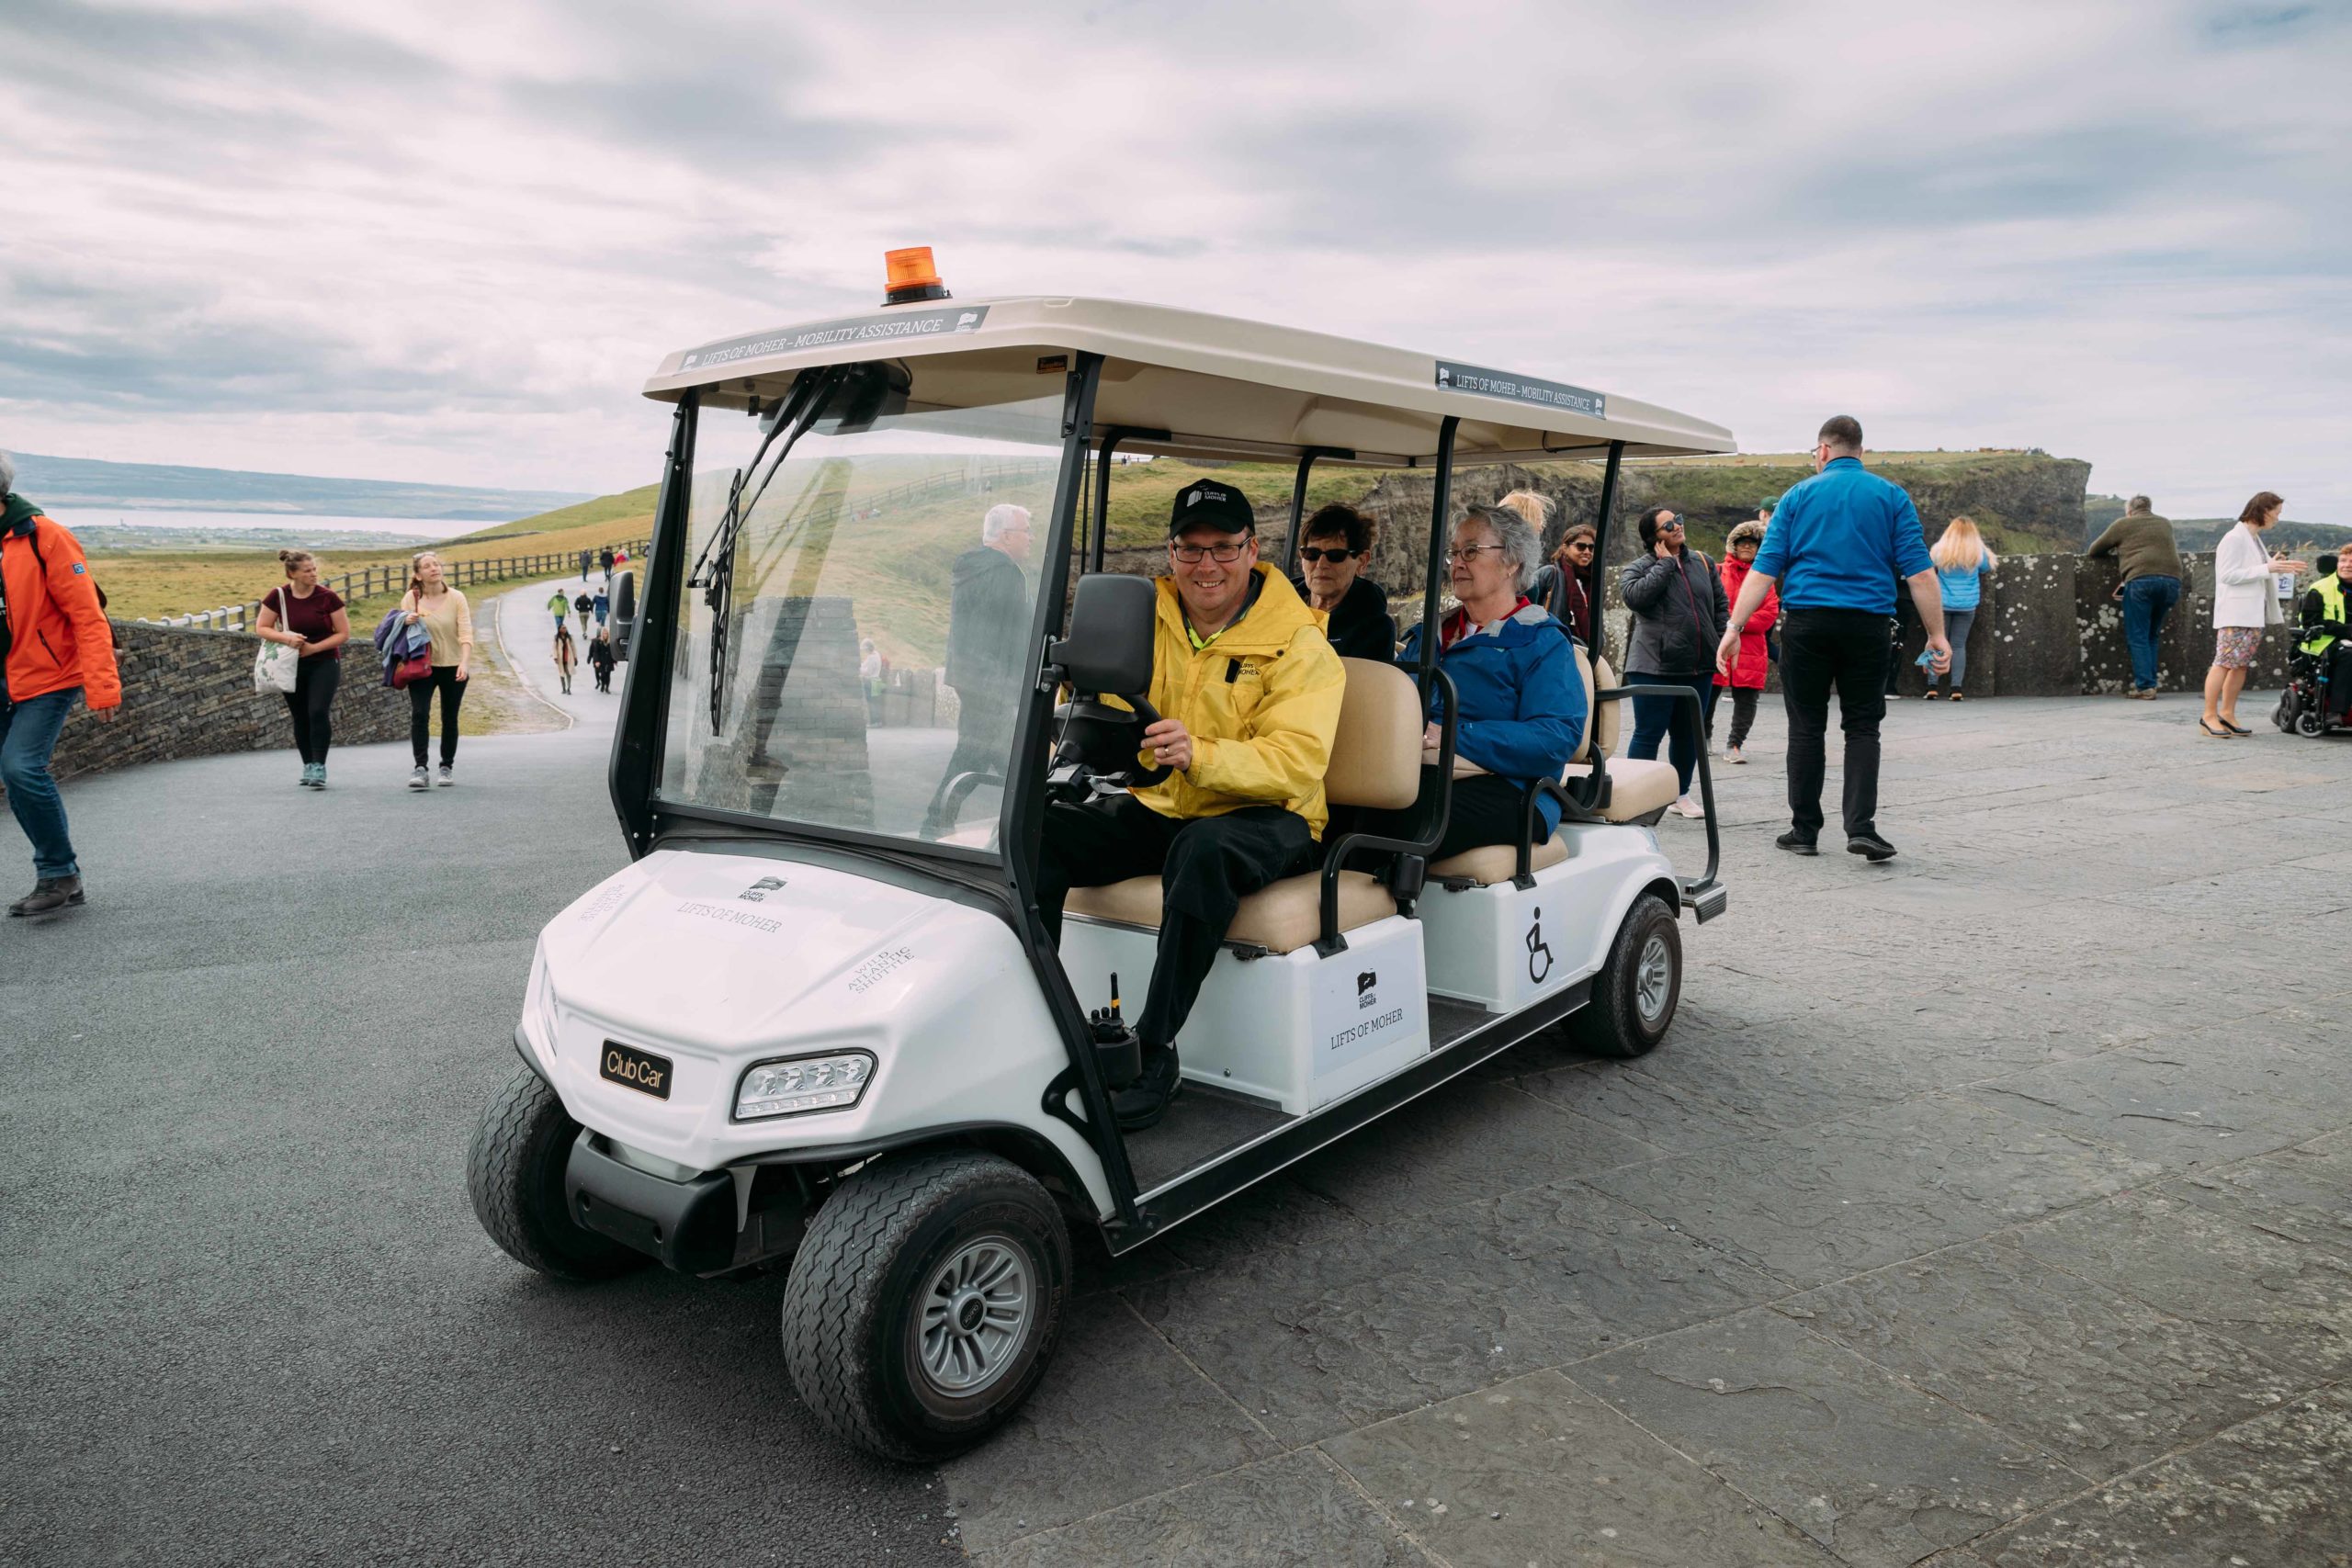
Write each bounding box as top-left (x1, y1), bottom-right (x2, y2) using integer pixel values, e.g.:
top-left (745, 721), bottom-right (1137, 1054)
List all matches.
top-left (1620, 506), bottom-right (1728, 818)
top-left (1530, 522), bottom-right (1599, 645)
top-left (1291, 502), bottom-right (1396, 660)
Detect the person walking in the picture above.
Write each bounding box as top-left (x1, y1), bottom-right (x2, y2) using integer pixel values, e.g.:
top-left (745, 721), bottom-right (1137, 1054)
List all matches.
top-left (1716, 415), bottom-right (1949, 861)
top-left (1709, 519), bottom-right (1776, 761)
top-left (0, 454), bottom-right (120, 915)
top-left (592, 583), bottom-right (610, 628)
top-left (401, 551), bottom-right (473, 788)
top-left (571, 589), bottom-right (593, 638)
top-left (2086, 495), bottom-right (2184, 698)
top-left (545, 586), bottom-right (570, 637)
top-left (2201, 491), bottom-right (2303, 738)
top-left (579, 548), bottom-right (592, 581)
top-left (599, 545), bottom-right (616, 585)
top-left (1530, 523), bottom-right (1599, 645)
top-left (552, 624), bottom-right (577, 695)
top-left (253, 548), bottom-right (351, 787)
top-left (587, 627), bottom-right (616, 693)
top-left (1924, 517), bottom-right (1996, 701)
top-left (1620, 506), bottom-right (1727, 818)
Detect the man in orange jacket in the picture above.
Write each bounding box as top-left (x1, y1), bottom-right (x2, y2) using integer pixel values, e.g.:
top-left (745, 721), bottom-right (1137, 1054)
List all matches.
top-left (0, 452), bottom-right (120, 915)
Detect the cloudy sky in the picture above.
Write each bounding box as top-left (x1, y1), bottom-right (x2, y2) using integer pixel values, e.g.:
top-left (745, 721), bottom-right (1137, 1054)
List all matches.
top-left (4, 0), bottom-right (2347, 515)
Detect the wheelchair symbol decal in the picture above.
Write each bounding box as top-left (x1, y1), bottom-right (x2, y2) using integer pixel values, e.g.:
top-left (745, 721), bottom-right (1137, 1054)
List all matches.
top-left (1526, 907), bottom-right (1554, 985)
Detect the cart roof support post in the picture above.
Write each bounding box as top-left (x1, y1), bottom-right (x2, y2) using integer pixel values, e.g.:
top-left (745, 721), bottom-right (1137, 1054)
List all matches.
top-left (1586, 439), bottom-right (1626, 658)
top-left (1418, 416), bottom-right (1462, 686)
top-left (610, 388), bottom-right (696, 858)
top-left (1002, 354), bottom-right (1144, 1229)
top-left (1279, 447), bottom-right (1351, 563)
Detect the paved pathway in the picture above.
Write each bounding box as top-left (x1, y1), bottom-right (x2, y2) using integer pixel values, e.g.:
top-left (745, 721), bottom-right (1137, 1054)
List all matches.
top-left (5, 681), bottom-right (2348, 1567)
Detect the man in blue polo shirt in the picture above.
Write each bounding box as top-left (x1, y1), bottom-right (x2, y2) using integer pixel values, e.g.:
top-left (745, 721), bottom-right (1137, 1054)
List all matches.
top-left (1716, 415), bottom-right (1949, 861)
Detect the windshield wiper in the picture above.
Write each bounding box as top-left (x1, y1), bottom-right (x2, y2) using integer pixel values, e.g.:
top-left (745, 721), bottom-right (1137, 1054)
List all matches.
top-left (690, 367), bottom-right (845, 731)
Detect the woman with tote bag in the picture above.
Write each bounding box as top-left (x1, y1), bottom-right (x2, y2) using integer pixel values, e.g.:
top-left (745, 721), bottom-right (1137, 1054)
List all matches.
top-left (2201, 491), bottom-right (2304, 738)
top-left (253, 549), bottom-right (350, 787)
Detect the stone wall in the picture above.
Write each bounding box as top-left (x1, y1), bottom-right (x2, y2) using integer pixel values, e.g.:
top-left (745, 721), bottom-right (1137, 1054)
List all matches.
top-left (47, 620), bottom-right (411, 782)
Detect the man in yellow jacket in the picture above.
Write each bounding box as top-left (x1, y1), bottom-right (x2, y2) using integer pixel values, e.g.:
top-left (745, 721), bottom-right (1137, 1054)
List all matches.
top-left (1037, 479), bottom-right (1344, 1128)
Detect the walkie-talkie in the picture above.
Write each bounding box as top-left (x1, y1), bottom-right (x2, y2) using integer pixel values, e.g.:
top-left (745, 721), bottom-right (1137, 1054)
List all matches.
top-left (1088, 972), bottom-right (1142, 1089)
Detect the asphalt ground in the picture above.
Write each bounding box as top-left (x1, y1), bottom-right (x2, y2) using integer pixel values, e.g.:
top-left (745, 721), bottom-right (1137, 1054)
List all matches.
top-left (0, 580), bottom-right (963, 1567)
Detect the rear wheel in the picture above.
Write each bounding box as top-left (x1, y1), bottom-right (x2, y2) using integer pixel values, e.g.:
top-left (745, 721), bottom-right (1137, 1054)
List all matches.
top-left (2275, 694), bottom-right (2298, 732)
top-left (1567, 892), bottom-right (1680, 1060)
top-left (781, 1149), bottom-right (1070, 1461)
top-left (467, 1068), bottom-right (649, 1280)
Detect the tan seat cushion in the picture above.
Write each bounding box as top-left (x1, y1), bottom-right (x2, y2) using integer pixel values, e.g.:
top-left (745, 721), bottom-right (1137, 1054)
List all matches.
top-left (1564, 757), bottom-right (1678, 822)
top-left (1427, 833), bottom-right (1569, 886)
top-left (1569, 646), bottom-right (1598, 764)
top-left (1589, 654), bottom-right (1623, 756)
top-left (1328, 658), bottom-right (1421, 810)
top-left (1064, 869), bottom-right (1396, 956)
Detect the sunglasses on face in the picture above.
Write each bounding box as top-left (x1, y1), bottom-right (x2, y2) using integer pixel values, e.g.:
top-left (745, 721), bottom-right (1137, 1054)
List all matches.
top-left (1170, 542), bottom-right (1248, 563)
top-left (1299, 547), bottom-right (1358, 564)
top-left (1659, 520), bottom-right (1684, 531)
top-left (1566, 540), bottom-right (1594, 550)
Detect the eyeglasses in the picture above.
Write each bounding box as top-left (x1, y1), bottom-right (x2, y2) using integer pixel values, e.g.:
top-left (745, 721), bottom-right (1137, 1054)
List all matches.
top-left (1299, 547), bottom-right (1358, 564)
top-left (1446, 544), bottom-right (1506, 563)
top-left (1565, 540), bottom-right (1594, 550)
top-left (1170, 542), bottom-right (1249, 563)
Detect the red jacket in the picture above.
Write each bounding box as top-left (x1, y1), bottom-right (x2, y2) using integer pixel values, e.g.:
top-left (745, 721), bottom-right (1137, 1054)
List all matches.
top-left (3, 511), bottom-right (122, 708)
top-left (1716, 555), bottom-right (1779, 691)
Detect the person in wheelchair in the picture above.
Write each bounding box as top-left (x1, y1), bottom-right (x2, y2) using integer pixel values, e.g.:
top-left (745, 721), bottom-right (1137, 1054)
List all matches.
top-left (1394, 502), bottom-right (1588, 861)
top-left (2297, 550), bottom-right (2352, 723)
top-left (1036, 481), bottom-right (1346, 1130)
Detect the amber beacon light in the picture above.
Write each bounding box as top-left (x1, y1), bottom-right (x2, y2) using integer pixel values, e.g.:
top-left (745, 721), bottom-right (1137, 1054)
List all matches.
top-left (882, 247), bottom-right (950, 306)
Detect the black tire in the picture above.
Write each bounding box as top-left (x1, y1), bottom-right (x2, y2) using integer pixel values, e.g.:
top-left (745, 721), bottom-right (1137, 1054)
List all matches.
top-left (2296, 709), bottom-right (2326, 738)
top-left (466, 1068), bottom-right (649, 1281)
top-left (1566, 891), bottom-right (1681, 1060)
top-left (2275, 694), bottom-right (2297, 732)
top-left (780, 1148), bottom-right (1070, 1462)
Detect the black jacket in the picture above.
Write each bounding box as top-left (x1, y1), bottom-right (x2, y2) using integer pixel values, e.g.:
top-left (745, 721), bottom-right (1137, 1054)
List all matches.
top-left (1620, 548), bottom-right (1729, 675)
top-left (1292, 572), bottom-right (1397, 662)
top-left (945, 546), bottom-right (1032, 696)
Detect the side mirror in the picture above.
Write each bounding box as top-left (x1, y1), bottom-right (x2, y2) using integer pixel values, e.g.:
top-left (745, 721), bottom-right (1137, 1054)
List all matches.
top-left (1051, 573), bottom-right (1155, 695)
top-left (612, 569), bottom-right (637, 660)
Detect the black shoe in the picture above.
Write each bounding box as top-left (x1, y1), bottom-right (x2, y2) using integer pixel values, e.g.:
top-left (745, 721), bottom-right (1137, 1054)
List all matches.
top-left (1847, 831), bottom-right (1898, 862)
top-left (1113, 1045), bottom-right (1182, 1131)
top-left (1775, 831), bottom-right (1818, 856)
top-left (9, 876), bottom-right (85, 916)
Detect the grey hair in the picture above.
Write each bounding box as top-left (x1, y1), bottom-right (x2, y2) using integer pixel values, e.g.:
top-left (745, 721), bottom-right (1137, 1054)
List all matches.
top-left (0, 451), bottom-right (15, 495)
top-left (981, 502), bottom-right (1032, 544)
top-left (2126, 494), bottom-right (2152, 515)
top-left (1457, 502), bottom-right (1541, 592)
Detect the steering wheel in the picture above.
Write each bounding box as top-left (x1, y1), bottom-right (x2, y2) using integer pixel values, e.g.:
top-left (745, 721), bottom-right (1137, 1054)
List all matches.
top-left (1052, 692), bottom-right (1174, 794)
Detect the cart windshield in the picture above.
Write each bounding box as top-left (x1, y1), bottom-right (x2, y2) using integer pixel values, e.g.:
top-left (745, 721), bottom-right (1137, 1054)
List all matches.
top-left (655, 376), bottom-right (1065, 852)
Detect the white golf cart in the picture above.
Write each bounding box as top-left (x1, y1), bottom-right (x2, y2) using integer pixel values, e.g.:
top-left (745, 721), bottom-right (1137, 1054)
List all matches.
top-left (468, 257), bottom-right (1734, 1461)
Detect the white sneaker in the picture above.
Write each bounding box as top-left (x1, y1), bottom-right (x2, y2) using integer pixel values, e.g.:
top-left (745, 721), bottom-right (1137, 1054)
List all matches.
top-left (1724, 746), bottom-right (1746, 764)
top-left (1672, 795), bottom-right (1706, 818)
top-left (436, 763), bottom-right (455, 787)
top-left (409, 766), bottom-right (430, 791)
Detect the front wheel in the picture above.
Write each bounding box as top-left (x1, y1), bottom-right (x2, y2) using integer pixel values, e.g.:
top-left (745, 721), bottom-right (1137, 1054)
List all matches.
top-left (1567, 892), bottom-right (1681, 1060)
top-left (466, 1068), bottom-right (650, 1280)
top-left (2296, 709), bottom-right (2326, 738)
top-left (781, 1149), bottom-right (1070, 1461)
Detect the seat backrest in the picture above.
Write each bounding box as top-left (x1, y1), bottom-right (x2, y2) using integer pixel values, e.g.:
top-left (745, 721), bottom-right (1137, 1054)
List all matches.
top-left (1326, 657), bottom-right (1422, 809)
top-left (1569, 645), bottom-right (1598, 764)
top-left (1591, 653), bottom-right (1623, 755)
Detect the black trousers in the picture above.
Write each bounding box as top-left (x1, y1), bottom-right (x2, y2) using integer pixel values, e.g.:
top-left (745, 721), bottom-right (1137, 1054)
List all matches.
top-left (408, 666), bottom-right (468, 767)
top-left (1363, 773), bottom-right (1529, 863)
top-left (1037, 795), bottom-right (1316, 1048)
top-left (1708, 685), bottom-right (1760, 749)
top-left (1780, 607), bottom-right (1889, 839)
top-left (284, 656), bottom-right (341, 764)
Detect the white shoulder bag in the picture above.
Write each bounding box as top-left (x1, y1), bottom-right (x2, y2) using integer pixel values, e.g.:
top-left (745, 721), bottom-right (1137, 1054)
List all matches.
top-left (254, 587), bottom-right (300, 694)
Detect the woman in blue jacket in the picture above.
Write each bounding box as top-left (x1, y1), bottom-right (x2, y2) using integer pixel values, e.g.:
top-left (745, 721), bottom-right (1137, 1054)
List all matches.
top-left (1396, 503), bottom-right (1589, 861)
top-left (1925, 516), bottom-right (1996, 700)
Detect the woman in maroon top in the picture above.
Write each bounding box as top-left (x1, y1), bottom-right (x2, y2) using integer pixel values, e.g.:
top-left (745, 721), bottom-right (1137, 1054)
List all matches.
top-left (254, 549), bottom-right (351, 787)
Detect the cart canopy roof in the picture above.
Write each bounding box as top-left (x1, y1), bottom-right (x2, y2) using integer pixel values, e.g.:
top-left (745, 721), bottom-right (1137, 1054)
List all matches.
top-left (645, 295), bottom-right (1733, 467)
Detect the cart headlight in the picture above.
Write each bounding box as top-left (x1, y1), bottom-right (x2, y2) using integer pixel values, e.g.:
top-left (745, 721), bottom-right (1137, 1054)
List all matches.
top-left (734, 1052), bottom-right (875, 1121)
top-left (526, 949), bottom-right (560, 1048)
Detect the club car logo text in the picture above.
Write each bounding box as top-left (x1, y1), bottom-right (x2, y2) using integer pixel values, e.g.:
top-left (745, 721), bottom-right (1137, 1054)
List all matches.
top-left (680, 307), bottom-right (991, 370)
top-left (603, 1048), bottom-right (666, 1093)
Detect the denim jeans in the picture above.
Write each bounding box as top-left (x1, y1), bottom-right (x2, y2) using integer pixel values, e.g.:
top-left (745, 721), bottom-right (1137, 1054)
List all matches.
top-left (0, 688), bottom-right (83, 879)
top-left (1928, 610), bottom-right (1975, 691)
top-left (1626, 671), bottom-right (1718, 795)
top-left (2121, 574), bottom-right (2182, 691)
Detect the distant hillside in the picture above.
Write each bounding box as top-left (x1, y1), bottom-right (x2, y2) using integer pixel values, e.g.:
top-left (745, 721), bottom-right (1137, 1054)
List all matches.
top-left (2172, 517), bottom-right (2352, 555)
top-left (6, 451), bottom-right (590, 522)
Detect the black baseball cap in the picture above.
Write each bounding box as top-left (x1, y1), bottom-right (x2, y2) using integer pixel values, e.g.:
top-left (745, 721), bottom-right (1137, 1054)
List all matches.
top-left (1168, 479), bottom-right (1256, 536)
